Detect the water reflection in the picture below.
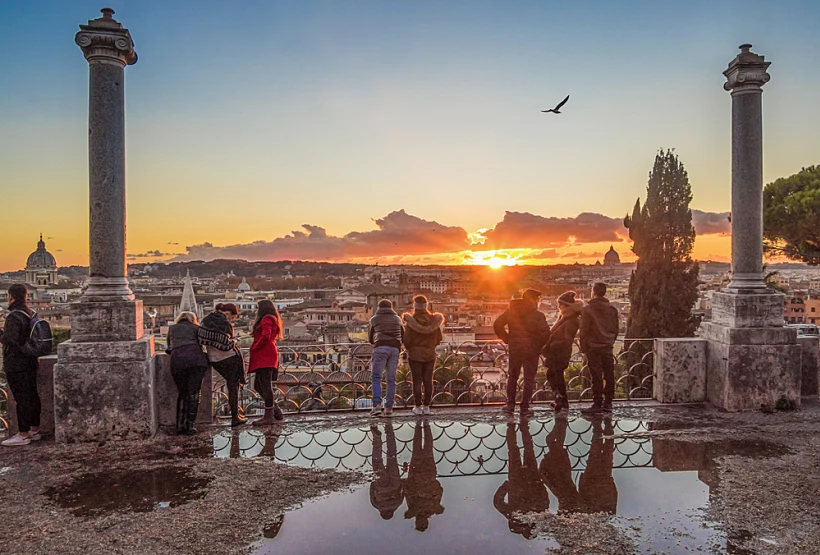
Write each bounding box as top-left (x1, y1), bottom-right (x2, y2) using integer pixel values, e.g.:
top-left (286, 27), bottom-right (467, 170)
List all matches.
top-left (403, 422), bottom-right (445, 531)
top-left (369, 423), bottom-right (403, 520)
top-left (578, 418), bottom-right (617, 514)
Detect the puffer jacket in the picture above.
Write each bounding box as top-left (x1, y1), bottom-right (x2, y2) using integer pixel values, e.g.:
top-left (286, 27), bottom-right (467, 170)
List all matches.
top-left (402, 311), bottom-right (444, 362)
top-left (0, 302), bottom-right (38, 374)
top-left (368, 307), bottom-right (404, 349)
top-left (543, 300), bottom-right (584, 360)
top-left (579, 297), bottom-right (620, 352)
top-left (493, 300), bottom-right (550, 356)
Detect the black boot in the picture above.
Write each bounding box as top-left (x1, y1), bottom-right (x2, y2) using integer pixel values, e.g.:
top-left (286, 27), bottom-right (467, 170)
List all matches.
top-left (185, 394), bottom-right (200, 435)
top-left (176, 396), bottom-right (186, 434)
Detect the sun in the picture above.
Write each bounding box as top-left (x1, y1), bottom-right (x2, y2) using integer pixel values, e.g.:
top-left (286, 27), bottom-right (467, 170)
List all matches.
top-left (487, 257), bottom-right (505, 269)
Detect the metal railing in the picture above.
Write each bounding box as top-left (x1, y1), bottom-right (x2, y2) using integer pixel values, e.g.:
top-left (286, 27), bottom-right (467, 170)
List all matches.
top-left (213, 339), bottom-right (656, 417)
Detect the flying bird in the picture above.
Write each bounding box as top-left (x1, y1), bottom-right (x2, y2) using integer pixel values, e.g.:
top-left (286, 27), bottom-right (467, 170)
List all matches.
top-left (542, 95), bottom-right (570, 114)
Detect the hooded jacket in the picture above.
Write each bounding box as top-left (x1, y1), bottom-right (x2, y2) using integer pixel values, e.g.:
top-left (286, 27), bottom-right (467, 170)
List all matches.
top-left (0, 301), bottom-right (38, 374)
top-left (543, 300), bottom-right (584, 360)
top-left (368, 307), bottom-right (404, 350)
top-left (579, 297), bottom-right (620, 352)
top-left (493, 299), bottom-right (550, 356)
top-left (249, 314), bottom-right (280, 372)
top-left (402, 311), bottom-right (445, 362)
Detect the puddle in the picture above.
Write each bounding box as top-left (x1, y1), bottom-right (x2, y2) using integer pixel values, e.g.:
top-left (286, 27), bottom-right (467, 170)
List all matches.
top-left (225, 416), bottom-right (784, 554)
top-left (44, 466), bottom-right (211, 517)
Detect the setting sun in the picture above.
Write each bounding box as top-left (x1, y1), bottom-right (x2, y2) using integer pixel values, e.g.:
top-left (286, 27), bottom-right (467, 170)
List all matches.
top-left (488, 257), bottom-right (505, 269)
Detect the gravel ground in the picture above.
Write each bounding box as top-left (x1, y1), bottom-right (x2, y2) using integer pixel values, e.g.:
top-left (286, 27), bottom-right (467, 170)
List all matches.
top-left (1, 401), bottom-right (819, 554)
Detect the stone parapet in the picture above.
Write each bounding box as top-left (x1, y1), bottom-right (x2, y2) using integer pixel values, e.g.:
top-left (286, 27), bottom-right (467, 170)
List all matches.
top-left (69, 300), bottom-right (145, 343)
top-left (6, 356), bottom-right (56, 437)
top-left (154, 353), bottom-right (213, 427)
top-left (53, 337), bottom-right (156, 442)
top-left (797, 335), bottom-right (820, 396)
top-left (710, 291), bottom-right (786, 328)
top-left (653, 338), bottom-right (707, 403)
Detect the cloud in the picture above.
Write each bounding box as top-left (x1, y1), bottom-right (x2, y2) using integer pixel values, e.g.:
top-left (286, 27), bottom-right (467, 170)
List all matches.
top-left (560, 251), bottom-right (605, 259)
top-left (531, 249), bottom-right (560, 259)
top-left (175, 210), bottom-right (470, 262)
top-left (692, 210), bottom-right (731, 235)
top-left (128, 250), bottom-right (174, 260)
top-left (167, 242), bottom-right (179, 245)
top-left (481, 212), bottom-right (626, 250)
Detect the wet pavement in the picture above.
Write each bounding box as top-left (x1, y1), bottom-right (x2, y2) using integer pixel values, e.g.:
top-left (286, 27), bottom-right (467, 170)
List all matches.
top-left (206, 413), bottom-right (789, 554)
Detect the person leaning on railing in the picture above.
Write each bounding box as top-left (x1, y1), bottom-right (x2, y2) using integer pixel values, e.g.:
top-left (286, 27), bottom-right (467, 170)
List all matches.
top-left (248, 299), bottom-right (284, 425)
top-left (367, 299), bottom-right (404, 418)
top-left (401, 295), bottom-right (444, 416)
top-left (542, 291), bottom-right (584, 415)
top-left (199, 303), bottom-right (247, 427)
top-left (167, 311), bottom-right (209, 435)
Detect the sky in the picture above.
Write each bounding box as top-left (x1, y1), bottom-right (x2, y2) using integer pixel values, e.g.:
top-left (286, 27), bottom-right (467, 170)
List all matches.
top-left (1, 0), bottom-right (818, 272)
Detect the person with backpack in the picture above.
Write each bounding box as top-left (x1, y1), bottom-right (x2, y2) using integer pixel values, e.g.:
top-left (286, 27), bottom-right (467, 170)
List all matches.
top-left (579, 282), bottom-right (620, 415)
top-left (248, 299), bottom-right (284, 425)
top-left (167, 311), bottom-right (209, 435)
top-left (542, 291), bottom-right (584, 415)
top-left (1, 284), bottom-right (45, 446)
top-left (402, 295), bottom-right (444, 416)
top-left (368, 299), bottom-right (404, 418)
top-left (493, 289), bottom-right (550, 417)
top-left (199, 303), bottom-right (247, 427)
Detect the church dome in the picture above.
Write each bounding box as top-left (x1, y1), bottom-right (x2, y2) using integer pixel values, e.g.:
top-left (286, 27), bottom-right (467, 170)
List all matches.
top-left (237, 277), bottom-right (251, 292)
top-left (26, 235), bottom-right (57, 269)
top-left (603, 246), bottom-right (621, 266)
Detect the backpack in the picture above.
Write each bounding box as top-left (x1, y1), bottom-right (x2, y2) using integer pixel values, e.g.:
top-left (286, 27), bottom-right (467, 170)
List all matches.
top-left (10, 310), bottom-right (54, 358)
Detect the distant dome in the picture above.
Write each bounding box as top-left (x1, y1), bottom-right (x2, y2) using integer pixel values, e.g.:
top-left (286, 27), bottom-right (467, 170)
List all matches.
top-left (237, 277), bottom-right (251, 292)
top-left (26, 234), bottom-right (57, 269)
top-left (603, 246), bottom-right (621, 266)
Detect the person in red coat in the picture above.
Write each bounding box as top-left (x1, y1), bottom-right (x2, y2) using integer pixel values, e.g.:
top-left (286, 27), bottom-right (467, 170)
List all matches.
top-left (249, 299), bottom-right (284, 424)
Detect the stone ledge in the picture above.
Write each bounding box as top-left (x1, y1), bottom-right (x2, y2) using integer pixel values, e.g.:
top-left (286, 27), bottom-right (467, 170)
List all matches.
top-left (57, 336), bottom-right (155, 363)
top-left (710, 291), bottom-right (786, 328)
top-left (154, 353), bottom-right (213, 426)
top-left (797, 336), bottom-right (819, 396)
top-left (69, 299), bottom-right (145, 342)
top-left (700, 322), bottom-right (797, 345)
top-left (654, 338), bottom-right (707, 404)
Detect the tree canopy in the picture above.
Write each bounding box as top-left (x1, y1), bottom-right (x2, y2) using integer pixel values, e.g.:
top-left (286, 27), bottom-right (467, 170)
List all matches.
top-left (763, 165), bottom-right (820, 265)
top-left (624, 149), bottom-right (700, 338)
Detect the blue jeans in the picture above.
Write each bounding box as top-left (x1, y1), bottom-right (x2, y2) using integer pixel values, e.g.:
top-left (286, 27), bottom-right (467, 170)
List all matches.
top-left (371, 346), bottom-right (399, 408)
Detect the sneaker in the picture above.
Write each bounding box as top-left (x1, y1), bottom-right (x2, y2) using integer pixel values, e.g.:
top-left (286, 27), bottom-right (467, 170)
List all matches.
top-left (28, 431), bottom-right (42, 442)
top-left (383, 408), bottom-right (393, 418)
top-left (370, 407), bottom-right (383, 417)
top-left (231, 416), bottom-right (249, 428)
top-left (412, 406), bottom-right (424, 416)
top-left (2, 434), bottom-right (31, 447)
top-left (422, 406), bottom-right (430, 416)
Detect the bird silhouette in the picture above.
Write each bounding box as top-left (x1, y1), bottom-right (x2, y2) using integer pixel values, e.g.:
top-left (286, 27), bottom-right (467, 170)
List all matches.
top-left (542, 95), bottom-right (570, 114)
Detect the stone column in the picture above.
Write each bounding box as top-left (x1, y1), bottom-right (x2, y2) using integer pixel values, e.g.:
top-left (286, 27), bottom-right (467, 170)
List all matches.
top-left (54, 9), bottom-right (156, 442)
top-left (700, 45), bottom-right (802, 412)
top-left (724, 44), bottom-right (770, 291)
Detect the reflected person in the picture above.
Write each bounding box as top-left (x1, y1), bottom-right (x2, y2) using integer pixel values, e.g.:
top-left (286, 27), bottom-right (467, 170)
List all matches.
top-left (539, 417), bottom-right (579, 513)
top-left (370, 423), bottom-right (404, 520)
top-left (493, 422), bottom-right (550, 539)
top-left (404, 421), bottom-right (444, 531)
top-left (578, 417), bottom-right (618, 514)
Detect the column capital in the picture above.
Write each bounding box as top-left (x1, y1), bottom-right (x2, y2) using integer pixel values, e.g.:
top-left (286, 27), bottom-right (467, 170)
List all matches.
top-left (75, 8), bottom-right (137, 67)
top-left (723, 44), bottom-right (770, 95)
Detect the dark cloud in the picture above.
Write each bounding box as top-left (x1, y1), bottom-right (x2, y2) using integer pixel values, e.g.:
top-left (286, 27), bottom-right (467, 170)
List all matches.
top-left (560, 251), bottom-right (606, 259)
top-left (692, 209), bottom-right (731, 235)
top-left (167, 242), bottom-right (179, 245)
top-left (481, 212), bottom-right (626, 250)
top-left (127, 250), bottom-right (172, 260)
top-left (531, 249), bottom-right (560, 259)
top-left (175, 210), bottom-right (470, 262)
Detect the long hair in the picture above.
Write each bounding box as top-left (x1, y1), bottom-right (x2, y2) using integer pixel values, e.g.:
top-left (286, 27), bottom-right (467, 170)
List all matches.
top-left (252, 299), bottom-right (283, 339)
top-left (174, 311), bottom-right (198, 325)
top-left (215, 302), bottom-right (238, 315)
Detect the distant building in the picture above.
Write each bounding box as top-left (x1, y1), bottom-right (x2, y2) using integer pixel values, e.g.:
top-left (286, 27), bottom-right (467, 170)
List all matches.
top-left (25, 234), bottom-right (58, 287)
top-left (176, 270), bottom-right (202, 320)
top-left (603, 246), bottom-right (621, 267)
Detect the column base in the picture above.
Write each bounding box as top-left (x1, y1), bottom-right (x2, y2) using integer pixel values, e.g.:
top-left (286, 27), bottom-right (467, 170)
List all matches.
top-left (701, 322), bottom-right (801, 412)
top-left (711, 291), bottom-right (786, 328)
top-left (53, 337), bottom-right (156, 442)
top-left (70, 299), bottom-right (145, 342)
top-left (81, 276), bottom-right (135, 302)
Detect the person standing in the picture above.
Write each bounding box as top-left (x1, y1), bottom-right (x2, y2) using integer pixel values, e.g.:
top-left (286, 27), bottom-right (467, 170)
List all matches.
top-left (402, 295), bottom-right (444, 416)
top-left (200, 303), bottom-right (247, 427)
top-left (368, 299), bottom-right (403, 417)
top-left (403, 421), bottom-right (444, 531)
top-left (1, 284), bottom-right (42, 446)
top-left (370, 422), bottom-right (404, 520)
top-left (579, 282), bottom-right (620, 415)
top-left (543, 291), bottom-right (584, 414)
top-left (493, 289), bottom-right (550, 417)
top-left (249, 299), bottom-right (284, 425)
top-left (167, 311), bottom-right (210, 435)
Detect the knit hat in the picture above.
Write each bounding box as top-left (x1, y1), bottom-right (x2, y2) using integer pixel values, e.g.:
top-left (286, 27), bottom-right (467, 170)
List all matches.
top-left (413, 295), bottom-right (429, 311)
top-left (557, 291), bottom-right (577, 305)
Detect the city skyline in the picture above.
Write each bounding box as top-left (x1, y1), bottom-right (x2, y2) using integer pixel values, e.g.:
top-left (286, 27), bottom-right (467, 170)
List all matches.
top-left (2, 1), bottom-right (818, 271)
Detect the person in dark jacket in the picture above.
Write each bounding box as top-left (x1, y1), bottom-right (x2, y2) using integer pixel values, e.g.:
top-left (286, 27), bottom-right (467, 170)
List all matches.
top-left (200, 303), bottom-right (247, 427)
top-left (493, 289), bottom-right (550, 417)
top-left (402, 295), bottom-right (444, 416)
top-left (579, 282), bottom-right (620, 414)
top-left (167, 311), bottom-right (210, 435)
top-left (543, 291), bottom-right (584, 414)
top-left (539, 417), bottom-right (579, 513)
top-left (370, 422), bottom-right (404, 520)
top-left (577, 417), bottom-right (618, 514)
top-left (0, 284), bottom-right (41, 446)
top-left (368, 299), bottom-right (404, 418)
top-left (403, 421), bottom-right (444, 531)
top-left (249, 300), bottom-right (284, 425)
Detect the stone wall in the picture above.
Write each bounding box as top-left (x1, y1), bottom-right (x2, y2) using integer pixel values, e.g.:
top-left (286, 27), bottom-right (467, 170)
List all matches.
top-left (797, 335), bottom-right (820, 396)
top-left (653, 338), bottom-right (707, 403)
top-left (154, 353), bottom-right (213, 427)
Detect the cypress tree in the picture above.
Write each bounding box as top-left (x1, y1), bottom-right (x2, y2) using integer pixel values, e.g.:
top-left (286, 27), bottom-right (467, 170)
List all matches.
top-left (624, 149), bottom-right (700, 338)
